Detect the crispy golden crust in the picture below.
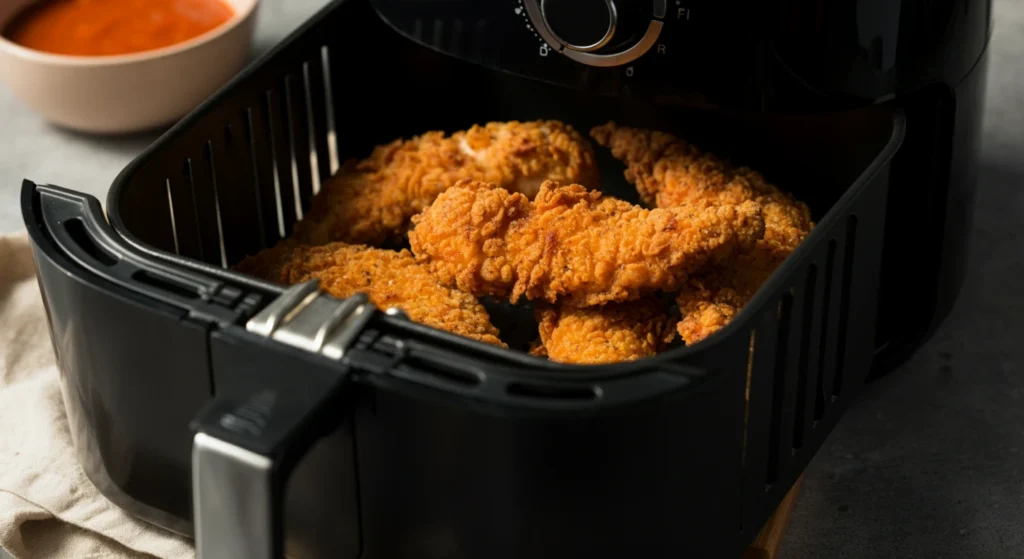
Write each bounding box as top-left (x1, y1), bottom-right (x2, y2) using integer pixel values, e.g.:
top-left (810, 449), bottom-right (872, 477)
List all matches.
top-left (591, 122), bottom-right (815, 344)
top-left (530, 299), bottom-right (676, 364)
top-left (591, 122), bottom-right (812, 248)
top-left (234, 240), bottom-right (505, 347)
top-left (293, 120), bottom-right (600, 246)
top-left (408, 179), bottom-right (765, 307)
top-left (674, 242), bottom-right (796, 344)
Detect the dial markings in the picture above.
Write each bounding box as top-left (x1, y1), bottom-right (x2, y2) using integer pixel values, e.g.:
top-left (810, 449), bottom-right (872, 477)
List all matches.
top-left (515, 0), bottom-right (544, 42)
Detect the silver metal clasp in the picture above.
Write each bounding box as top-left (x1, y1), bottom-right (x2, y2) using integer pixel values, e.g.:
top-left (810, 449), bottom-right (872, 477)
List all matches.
top-left (245, 280), bottom-right (375, 360)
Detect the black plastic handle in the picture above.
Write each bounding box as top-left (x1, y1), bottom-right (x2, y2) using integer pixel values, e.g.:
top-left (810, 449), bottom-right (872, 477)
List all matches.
top-left (189, 371), bottom-right (350, 559)
top-left (25, 181), bottom-right (274, 327)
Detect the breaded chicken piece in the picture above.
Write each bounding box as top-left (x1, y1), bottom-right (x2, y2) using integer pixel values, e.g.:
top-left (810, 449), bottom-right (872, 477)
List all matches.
top-left (530, 299), bottom-right (676, 364)
top-left (293, 120), bottom-right (600, 246)
top-left (408, 179), bottom-right (766, 307)
top-left (591, 122), bottom-right (815, 344)
top-left (591, 122), bottom-right (813, 249)
top-left (234, 240), bottom-right (505, 347)
top-left (673, 239), bottom-right (798, 344)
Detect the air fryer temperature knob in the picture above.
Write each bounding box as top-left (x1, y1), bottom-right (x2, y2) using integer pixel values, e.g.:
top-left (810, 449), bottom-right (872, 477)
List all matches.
top-left (541, 0), bottom-right (617, 52)
top-left (525, 0), bottom-right (665, 67)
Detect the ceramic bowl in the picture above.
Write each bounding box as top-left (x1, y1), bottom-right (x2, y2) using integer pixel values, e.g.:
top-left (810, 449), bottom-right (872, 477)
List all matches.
top-left (0, 0), bottom-right (259, 134)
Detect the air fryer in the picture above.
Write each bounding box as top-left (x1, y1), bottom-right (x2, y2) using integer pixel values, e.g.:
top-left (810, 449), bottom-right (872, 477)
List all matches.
top-left (19, 0), bottom-right (990, 557)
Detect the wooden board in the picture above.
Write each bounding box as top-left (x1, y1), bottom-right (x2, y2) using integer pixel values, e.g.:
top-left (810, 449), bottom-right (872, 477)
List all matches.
top-left (742, 475), bottom-right (804, 559)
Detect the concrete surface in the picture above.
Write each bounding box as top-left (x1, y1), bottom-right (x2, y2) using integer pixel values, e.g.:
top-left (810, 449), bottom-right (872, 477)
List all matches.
top-left (1, 0), bottom-right (1022, 558)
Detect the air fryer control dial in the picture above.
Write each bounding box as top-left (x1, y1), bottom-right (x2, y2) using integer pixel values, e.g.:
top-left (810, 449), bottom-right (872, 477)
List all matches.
top-left (525, 0), bottom-right (665, 67)
top-left (540, 0), bottom-right (617, 53)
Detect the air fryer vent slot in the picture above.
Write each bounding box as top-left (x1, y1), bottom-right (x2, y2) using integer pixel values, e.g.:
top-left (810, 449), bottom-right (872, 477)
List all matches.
top-left (184, 155), bottom-right (222, 269)
top-left (204, 141), bottom-right (228, 269)
top-left (792, 263), bottom-right (818, 451)
top-left (400, 355), bottom-right (483, 387)
top-left (165, 166), bottom-right (201, 261)
top-left (506, 382), bottom-right (599, 401)
top-left (814, 239), bottom-right (838, 421)
top-left (264, 88), bottom-right (294, 237)
top-left (301, 60), bottom-right (323, 195)
top-left (766, 292), bottom-right (794, 486)
top-left (164, 179), bottom-right (180, 255)
top-left (832, 215), bottom-right (859, 397)
top-left (319, 45), bottom-right (340, 175)
top-left (131, 270), bottom-right (201, 300)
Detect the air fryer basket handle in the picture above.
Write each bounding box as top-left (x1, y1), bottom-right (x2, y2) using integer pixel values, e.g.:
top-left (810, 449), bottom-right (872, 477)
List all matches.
top-left (189, 283), bottom-right (374, 559)
top-left (190, 373), bottom-right (350, 559)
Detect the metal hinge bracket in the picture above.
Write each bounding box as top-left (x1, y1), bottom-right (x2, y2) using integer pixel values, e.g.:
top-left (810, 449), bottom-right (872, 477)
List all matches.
top-left (244, 279), bottom-right (375, 360)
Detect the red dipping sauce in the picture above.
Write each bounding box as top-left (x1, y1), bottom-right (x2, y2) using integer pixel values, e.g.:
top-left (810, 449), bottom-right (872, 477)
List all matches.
top-left (4, 0), bottom-right (235, 57)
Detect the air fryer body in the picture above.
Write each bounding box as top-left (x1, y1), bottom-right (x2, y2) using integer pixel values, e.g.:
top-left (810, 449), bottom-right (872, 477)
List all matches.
top-left (18, 0), bottom-right (989, 557)
top-left (372, 0), bottom-right (992, 376)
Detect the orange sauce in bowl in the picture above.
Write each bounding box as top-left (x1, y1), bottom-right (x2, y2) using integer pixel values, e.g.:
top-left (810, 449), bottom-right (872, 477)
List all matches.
top-left (3, 0), bottom-right (236, 57)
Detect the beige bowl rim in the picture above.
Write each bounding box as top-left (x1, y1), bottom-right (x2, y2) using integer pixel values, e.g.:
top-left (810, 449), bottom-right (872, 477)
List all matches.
top-left (0, 0), bottom-right (259, 67)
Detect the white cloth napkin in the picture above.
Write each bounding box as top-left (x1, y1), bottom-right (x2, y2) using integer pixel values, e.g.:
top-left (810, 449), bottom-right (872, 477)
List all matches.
top-left (0, 233), bottom-right (195, 559)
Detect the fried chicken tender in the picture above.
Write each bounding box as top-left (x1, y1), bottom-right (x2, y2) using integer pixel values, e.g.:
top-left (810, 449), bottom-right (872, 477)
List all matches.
top-left (408, 179), bottom-right (766, 307)
top-left (293, 120), bottom-right (600, 246)
top-left (234, 240), bottom-right (505, 347)
top-left (591, 122), bottom-right (815, 344)
top-left (530, 299), bottom-right (676, 364)
top-left (672, 239), bottom-right (799, 344)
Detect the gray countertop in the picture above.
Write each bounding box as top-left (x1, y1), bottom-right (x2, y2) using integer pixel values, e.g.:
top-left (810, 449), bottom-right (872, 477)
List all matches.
top-left (1, 1), bottom-right (1022, 558)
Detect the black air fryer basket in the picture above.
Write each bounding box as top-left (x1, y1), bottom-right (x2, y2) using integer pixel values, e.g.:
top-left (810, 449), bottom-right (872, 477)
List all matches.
top-left (22, 0), bottom-right (906, 557)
